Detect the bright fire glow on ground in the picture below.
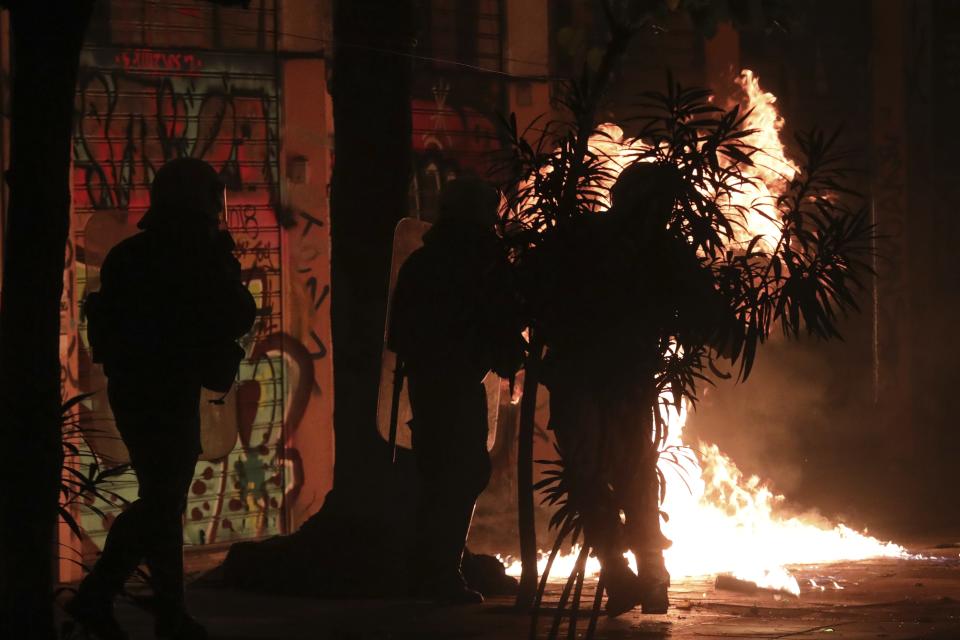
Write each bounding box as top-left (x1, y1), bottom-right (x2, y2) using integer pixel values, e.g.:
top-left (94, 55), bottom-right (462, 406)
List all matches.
top-left (499, 71), bottom-right (910, 596)
top-left (501, 402), bottom-right (908, 596)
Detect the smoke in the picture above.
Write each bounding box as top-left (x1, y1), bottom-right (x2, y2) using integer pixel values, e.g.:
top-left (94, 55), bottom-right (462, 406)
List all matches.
top-left (685, 320), bottom-right (886, 534)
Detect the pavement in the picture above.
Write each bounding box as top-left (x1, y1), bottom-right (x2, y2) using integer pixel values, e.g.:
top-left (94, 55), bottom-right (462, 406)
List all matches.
top-left (57, 552), bottom-right (960, 639)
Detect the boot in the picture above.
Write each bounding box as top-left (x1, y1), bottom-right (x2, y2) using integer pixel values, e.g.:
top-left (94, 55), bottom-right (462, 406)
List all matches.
top-left (413, 571), bottom-right (485, 605)
top-left (63, 588), bottom-right (128, 640)
top-left (412, 488), bottom-right (485, 605)
top-left (602, 558), bottom-right (645, 617)
top-left (413, 580), bottom-right (485, 605)
top-left (637, 551), bottom-right (670, 614)
top-left (155, 611), bottom-right (208, 640)
top-left (450, 586), bottom-right (484, 604)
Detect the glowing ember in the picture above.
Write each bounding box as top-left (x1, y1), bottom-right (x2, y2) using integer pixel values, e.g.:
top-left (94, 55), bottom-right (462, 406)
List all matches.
top-left (499, 70), bottom-right (909, 594)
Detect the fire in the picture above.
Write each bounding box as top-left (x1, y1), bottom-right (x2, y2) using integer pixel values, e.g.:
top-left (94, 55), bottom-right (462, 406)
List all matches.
top-left (658, 402), bottom-right (907, 596)
top-left (500, 70), bottom-right (909, 594)
top-left (582, 70), bottom-right (798, 250)
top-left (503, 400), bottom-right (908, 595)
top-left (724, 69), bottom-right (799, 249)
top-left (733, 69), bottom-right (799, 187)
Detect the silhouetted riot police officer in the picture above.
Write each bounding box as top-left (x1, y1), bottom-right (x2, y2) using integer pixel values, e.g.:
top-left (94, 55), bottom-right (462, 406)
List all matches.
top-left (67, 158), bottom-right (256, 640)
top-left (534, 163), bottom-right (728, 616)
top-left (389, 177), bottom-right (523, 604)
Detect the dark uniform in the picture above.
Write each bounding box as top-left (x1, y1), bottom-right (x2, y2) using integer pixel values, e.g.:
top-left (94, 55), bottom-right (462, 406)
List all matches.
top-left (388, 178), bottom-right (523, 604)
top-left (69, 158), bottom-right (256, 640)
top-left (529, 163), bottom-right (727, 616)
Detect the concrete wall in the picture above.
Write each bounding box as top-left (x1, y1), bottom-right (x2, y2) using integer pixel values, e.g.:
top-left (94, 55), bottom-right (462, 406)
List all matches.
top-left (278, 57), bottom-right (335, 531)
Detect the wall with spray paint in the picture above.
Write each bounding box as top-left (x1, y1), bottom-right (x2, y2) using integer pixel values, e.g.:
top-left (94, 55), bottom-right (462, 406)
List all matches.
top-left (65, 41), bottom-right (335, 568)
top-left (0, 0), bottom-right (552, 576)
top-left (60, 0), bottom-right (509, 572)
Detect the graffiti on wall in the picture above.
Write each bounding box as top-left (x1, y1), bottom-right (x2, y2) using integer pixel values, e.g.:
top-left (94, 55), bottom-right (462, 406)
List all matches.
top-left (69, 47), bottom-right (329, 550)
top-left (409, 77), bottom-right (502, 220)
top-left (73, 52), bottom-right (279, 213)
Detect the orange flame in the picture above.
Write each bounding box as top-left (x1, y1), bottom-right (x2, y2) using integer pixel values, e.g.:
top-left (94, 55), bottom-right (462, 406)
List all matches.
top-left (725, 69), bottom-right (799, 249)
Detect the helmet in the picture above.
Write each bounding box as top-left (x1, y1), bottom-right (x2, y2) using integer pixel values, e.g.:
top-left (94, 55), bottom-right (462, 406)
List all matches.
top-left (138, 158), bottom-right (224, 230)
top-left (437, 176), bottom-right (499, 228)
top-left (610, 162), bottom-right (681, 211)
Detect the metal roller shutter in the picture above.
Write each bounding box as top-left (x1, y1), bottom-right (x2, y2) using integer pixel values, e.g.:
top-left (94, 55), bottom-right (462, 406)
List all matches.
top-left (69, 44), bottom-right (286, 555)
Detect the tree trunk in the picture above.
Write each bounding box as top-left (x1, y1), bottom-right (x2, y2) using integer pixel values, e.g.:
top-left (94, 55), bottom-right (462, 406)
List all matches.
top-left (515, 334), bottom-right (542, 608)
top-left (0, 2), bottom-right (92, 637)
top-left (328, 0), bottom-right (415, 508)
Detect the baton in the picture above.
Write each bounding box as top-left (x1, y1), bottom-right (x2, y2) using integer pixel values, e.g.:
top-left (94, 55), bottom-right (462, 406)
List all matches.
top-left (387, 356), bottom-right (405, 465)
